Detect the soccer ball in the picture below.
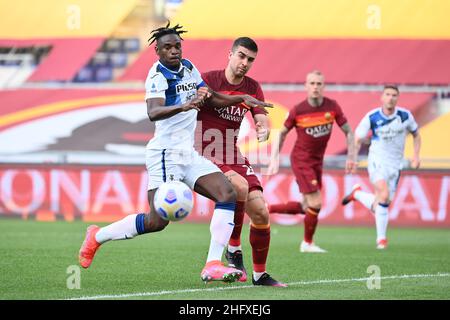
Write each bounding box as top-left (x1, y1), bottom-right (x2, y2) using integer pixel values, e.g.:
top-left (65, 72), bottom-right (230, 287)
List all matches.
top-left (153, 181), bottom-right (194, 221)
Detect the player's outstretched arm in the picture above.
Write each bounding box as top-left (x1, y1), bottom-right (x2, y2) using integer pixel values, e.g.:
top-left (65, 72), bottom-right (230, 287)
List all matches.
top-left (147, 98), bottom-right (198, 121)
top-left (206, 90), bottom-right (273, 110)
top-left (146, 88), bottom-right (209, 121)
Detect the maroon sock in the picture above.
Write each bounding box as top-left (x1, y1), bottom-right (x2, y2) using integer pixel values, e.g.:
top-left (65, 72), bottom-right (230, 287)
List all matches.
top-left (249, 224), bottom-right (270, 273)
top-left (229, 200), bottom-right (246, 247)
top-left (304, 207), bottom-right (320, 243)
top-left (268, 201), bottom-right (304, 214)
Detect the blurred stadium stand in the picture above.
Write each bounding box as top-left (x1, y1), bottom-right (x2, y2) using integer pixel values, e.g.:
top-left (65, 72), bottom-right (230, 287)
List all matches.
top-left (0, 0), bottom-right (150, 85)
top-left (0, 38), bottom-right (104, 83)
top-left (73, 38), bottom-right (140, 83)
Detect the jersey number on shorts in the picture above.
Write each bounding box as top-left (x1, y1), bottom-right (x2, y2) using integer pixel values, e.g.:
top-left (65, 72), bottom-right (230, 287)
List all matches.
top-left (243, 165), bottom-right (256, 176)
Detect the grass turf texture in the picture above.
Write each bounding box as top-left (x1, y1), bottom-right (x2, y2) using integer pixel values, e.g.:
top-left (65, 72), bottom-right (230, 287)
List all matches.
top-left (0, 219), bottom-right (449, 300)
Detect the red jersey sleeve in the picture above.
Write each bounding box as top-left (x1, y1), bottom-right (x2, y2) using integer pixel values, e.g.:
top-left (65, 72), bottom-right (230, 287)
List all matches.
top-left (283, 105), bottom-right (297, 130)
top-left (334, 101), bottom-right (348, 127)
top-left (201, 71), bottom-right (212, 87)
top-left (250, 82), bottom-right (266, 116)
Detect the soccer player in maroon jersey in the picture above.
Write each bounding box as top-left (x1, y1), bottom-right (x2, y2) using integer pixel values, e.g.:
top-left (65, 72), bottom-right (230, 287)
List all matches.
top-left (197, 37), bottom-right (286, 286)
top-left (267, 70), bottom-right (356, 253)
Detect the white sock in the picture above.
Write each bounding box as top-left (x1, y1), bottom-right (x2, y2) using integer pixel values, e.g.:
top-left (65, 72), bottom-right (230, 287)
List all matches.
top-left (375, 203), bottom-right (389, 242)
top-left (253, 271), bottom-right (266, 281)
top-left (207, 205), bottom-right (235, 263)
top-left (207, 241), bottom-right (225, 263)
top-left (354, 190), bottom-right (376, 211)
top-left (228, 245), bottom-right (242, 253)
top-left (95, 214), bottom-right (139, 244)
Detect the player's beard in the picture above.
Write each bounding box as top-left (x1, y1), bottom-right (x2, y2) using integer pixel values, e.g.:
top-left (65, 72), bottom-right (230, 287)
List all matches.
top-left (236, 67), bottom-right (246, 78)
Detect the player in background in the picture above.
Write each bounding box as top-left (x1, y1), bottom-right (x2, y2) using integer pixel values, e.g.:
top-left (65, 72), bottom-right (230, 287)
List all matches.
top-left (267, 70), bottom-right (356, 253)
top-left (341, 85), bottom-right (421, 249)
top-left (78, 23), bottom-right (272, 283)
top-left (197, 37), bottom-right (286, 286)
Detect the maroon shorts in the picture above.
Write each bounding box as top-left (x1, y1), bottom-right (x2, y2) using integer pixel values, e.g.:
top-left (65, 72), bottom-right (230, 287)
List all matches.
top-left (291, 162), bottom-right (323, 194)
top-left (215, 159), bottom-right (263, 193)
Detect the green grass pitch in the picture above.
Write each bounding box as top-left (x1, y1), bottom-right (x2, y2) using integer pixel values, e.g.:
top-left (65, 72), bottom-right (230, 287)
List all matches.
top-left (0, 219), bottom-right (449, 300)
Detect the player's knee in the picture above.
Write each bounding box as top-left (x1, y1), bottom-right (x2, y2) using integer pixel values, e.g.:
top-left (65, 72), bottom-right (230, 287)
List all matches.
top-left (307, 198), bottom-right (322, 210)
top-left (215, 185), bottom-right (237, 203)
top-left (378, 191), bottom-right (390, 204)
top-left (304, 190), bottom-right (322, 208)
top-left (233, 179), bottom-right (249, 200)
top-left (250, 206), bottom-right (269, 225)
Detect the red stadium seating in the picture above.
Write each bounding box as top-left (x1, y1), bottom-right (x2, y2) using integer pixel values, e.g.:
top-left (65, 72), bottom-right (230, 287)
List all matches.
top-left (0, 38), bottom-right (104, 81)
top-left (120, 39), bottom-right (450, 85)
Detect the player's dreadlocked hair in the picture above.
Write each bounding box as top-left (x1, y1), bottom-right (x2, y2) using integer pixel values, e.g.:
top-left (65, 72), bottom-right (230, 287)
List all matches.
top-left (148, 21), bottom-right (187, 45)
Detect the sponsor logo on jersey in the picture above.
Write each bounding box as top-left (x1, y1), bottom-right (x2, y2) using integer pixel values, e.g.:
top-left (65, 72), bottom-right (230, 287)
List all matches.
top-left (296, 111), bottom-right (335, 138)
top-left (214, 105), bottom-right (249, 122)
top-left (305, 123), bottom-right (333, 138)
top-left (375, 124), bottom-right (405, 141)
top-left (175, 82), bottom-right (197, 94)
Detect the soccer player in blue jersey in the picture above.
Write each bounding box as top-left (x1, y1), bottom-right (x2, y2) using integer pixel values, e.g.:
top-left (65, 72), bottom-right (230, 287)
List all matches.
top-left (342, 85), bottom-right (421, 249)
top-left (78, 22), bottom-right (272, 283)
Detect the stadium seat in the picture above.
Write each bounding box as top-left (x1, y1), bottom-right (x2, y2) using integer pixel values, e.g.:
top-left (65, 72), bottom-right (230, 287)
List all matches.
top-left (109, 53), bottom-right (128, 68)
top-left (94, 66), bottom-right (113, 82)
top-left (73, 67), bottom-right (94, 82)
top-left (123, 38), bottom-right (140, 53)
top-left (104, 39), bottom-right (123, 53)
top-left (90, 53), bottom-right (111, 68)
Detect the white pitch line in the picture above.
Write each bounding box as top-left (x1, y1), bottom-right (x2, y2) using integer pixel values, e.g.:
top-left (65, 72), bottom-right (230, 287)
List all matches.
top-left (67, 272), bottom-right (450, 300)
